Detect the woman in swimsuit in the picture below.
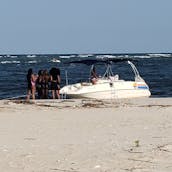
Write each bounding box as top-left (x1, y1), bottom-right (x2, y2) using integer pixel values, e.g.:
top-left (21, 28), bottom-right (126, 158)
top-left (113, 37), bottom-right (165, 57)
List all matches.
top-left (26, 68), bottom-right (38, 100)
top-left (42, 70), bottom-right (50, 99)
top-left (49, 67), bottom-right (61, 99)
top-left (36, 70), bottom-right (44, 99)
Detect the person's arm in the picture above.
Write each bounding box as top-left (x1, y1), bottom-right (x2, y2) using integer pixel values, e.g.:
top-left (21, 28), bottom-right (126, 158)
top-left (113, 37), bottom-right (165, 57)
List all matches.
top-left (57, 75), bottom-right (61, 84)
top-left (31, 74), bottom-right (34, 82)
top-left (50, 75), bottom-right (52, 81)
top-left (93, 71), bottom-right (98, 78)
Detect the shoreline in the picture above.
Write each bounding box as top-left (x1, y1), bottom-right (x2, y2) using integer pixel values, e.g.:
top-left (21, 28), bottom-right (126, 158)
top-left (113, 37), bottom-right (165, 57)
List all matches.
top-left (0, 98), bottom-right (172, 172)
top-left (1, 97), bottom-right (172, 109)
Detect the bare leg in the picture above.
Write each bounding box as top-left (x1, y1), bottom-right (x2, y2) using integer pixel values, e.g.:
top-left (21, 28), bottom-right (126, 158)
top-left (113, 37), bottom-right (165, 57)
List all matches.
top-left (56, 90), bottom-right (60, 99)
top-left (45, 89), bottom-right (48, 99)
top-left (26, 90), bottom-right (31, 101)
top-left (52, 90), bottom-right (55, 99)
top-left (32, 88), bottom-right (36, 99)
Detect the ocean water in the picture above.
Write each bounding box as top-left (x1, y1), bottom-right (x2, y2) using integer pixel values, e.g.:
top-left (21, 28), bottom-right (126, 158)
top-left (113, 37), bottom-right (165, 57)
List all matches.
top-left (0, 53), bottom-right (172, 99)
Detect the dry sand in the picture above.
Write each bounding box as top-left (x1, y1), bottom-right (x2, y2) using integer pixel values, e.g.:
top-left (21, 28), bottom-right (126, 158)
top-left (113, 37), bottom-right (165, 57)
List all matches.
top-left (0, 98), bottom-right (172, 172)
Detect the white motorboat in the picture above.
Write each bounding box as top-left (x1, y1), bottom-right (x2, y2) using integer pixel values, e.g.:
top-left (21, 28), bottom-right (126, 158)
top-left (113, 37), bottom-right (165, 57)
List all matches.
top-left (60, 59), bottom-right (151, 99)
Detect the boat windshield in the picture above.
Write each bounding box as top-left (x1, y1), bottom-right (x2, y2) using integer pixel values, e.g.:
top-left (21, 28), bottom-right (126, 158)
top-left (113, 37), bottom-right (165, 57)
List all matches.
top-left (65, 58), bottom-right (144, 83)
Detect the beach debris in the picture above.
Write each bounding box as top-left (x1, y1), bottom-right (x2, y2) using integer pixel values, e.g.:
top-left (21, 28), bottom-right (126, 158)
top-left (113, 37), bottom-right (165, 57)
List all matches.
top-left (128, 158), bottom-right (154, 164)
top-left (50, 168), bottom-right (80, 172)
top-left (155, 143), bottom-right (172, 152)
top-left (123, 166), bottom-right (144, 172)
top-left (139, 104), bottom-right (172, 108)
top-left (134, 140), bottom-right (140, 147)
top-left (124, 140), bottom-right (143, 154)
top-left (11, 100), bottom-right (35, 105)
top-left (81, 99), bottom-right (106, 108)
top-left (5, 98), bottom-right (136, 109)
top-left (125, 147), bottom-right (143, 154)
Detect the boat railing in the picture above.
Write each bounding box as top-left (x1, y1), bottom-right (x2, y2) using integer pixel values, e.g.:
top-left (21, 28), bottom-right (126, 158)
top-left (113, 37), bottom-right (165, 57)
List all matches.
top-left (127, 61), bottom-right (144, 82)
top-left (102, 64), bottom-right (114, 78)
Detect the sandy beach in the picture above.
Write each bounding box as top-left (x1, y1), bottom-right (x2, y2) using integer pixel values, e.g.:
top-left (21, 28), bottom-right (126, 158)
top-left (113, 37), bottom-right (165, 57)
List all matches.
top-left (0, 98), bottom-right (172, 172)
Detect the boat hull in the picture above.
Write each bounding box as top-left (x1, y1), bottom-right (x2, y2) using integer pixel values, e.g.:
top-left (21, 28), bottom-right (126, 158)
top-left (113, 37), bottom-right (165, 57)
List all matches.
top-left (60, 80), bottom-right (151, 99)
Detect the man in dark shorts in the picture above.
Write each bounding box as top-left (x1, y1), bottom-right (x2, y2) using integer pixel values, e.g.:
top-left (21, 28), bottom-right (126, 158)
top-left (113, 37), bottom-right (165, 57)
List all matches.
top-left (49, 67), bottom-right (61, 99)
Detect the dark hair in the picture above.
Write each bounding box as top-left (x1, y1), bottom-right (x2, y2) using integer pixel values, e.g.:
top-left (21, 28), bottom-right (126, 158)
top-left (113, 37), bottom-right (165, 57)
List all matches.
top-left (92, 66), bottom-right (96, 71)
top-left (27, 68), bottom-right (33, 82)
top-left (38, 70), bottom-right (43, 76)
top-left (50, 67), bottom-right (60, 81)
top-left (27, 68), bottom-right (33, 76)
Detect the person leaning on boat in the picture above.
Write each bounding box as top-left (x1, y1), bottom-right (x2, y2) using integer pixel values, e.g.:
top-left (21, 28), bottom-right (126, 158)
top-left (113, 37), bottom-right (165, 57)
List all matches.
top-left (90, 65), bottom-right (98, 84)
top-left (49, 67), bottom-right (61, 99)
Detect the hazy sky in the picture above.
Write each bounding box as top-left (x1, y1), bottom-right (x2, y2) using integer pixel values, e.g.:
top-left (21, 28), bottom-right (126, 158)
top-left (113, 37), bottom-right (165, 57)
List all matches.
top-left (0, 0), bottom-right (171, 54)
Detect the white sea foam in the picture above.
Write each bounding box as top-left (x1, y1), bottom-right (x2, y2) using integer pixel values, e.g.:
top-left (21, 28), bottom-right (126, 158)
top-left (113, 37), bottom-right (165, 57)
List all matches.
top-left (70, 55), bottom-right (76, 58)
top-left (78, 54), bottom-right (93, 58)
top-left (59, 55), bottom-right (71, 59)
top-left (6, 55), bottom-right (11, 58)
top-left (96, 55), bottom-right (118, 59)
top-left (27, 55), bottom-right (36, 58)
top-left (0, 61), bottom-right (20, 64)
top-left (148, 53), bottom-right (171, 57)
top-left (133, 55), bottom-right (151, 59)
top-left (0, 55), bottom-right (17, 58)
top-left (50, 58), bottom-right (61, 63)
top-left (10, 55), bottom-right (18, 58)
top-left (4, 55), bottom-right (18, 58)
top-left (59, 55), bottom-right (76, 59)
top-left (27, 60), bottom-right (37, 64)
top-left (95, 55), bottom-right (104, 59)
top-left (116, 55), bottom-right (125, 58)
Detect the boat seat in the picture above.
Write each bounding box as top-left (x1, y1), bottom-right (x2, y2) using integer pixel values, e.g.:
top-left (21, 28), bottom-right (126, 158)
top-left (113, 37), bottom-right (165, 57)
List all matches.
top-left (109, 75), bottom-right (119, 81)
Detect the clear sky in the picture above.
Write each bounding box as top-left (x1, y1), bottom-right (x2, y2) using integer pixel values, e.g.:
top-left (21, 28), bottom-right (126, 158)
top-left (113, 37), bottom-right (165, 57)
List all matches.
top-left (0, 0), bottom-right (171, 54)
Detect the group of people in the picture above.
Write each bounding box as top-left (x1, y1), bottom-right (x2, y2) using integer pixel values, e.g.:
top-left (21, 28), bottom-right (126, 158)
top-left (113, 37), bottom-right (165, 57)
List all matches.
top-left (26, 67), bottom-right (61, 100)
top-left (26, 65), bottom-right (99, 100)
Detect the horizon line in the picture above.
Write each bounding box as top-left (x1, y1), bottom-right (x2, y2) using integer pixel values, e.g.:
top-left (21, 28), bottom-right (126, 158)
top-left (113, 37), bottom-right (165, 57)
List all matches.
top-left (0, 52), bottom-right (172, 55)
